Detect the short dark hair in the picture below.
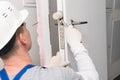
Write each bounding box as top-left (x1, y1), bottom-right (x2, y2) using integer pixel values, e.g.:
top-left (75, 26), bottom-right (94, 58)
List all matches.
top-left (0, 33), bottom-right (16, 59)
top-left (0, 23), bottom-right (24, 59)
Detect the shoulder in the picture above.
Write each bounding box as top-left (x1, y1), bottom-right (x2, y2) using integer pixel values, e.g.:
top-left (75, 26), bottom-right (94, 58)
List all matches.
top-left (21, 66), bottom-right (81, 80)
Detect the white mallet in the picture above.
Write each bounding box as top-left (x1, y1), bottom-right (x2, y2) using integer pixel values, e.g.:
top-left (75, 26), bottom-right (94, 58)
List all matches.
top-left (52, 11), bottom-right (63, 20)
top-left (52, 11), bottom-right (68, 26)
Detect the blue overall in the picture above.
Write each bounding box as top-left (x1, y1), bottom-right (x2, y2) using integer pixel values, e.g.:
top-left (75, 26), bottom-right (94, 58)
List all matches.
top-left (0, 64), bottom-right (34, 80)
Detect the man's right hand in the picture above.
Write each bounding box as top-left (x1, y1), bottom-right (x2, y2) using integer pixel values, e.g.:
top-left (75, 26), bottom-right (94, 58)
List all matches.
top-left (65, 25), bottom-right (82, 46)
top-left (65, 25), bottom-right (82, 56)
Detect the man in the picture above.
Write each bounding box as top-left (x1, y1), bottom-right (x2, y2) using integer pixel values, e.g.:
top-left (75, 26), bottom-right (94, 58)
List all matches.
top-left (0, 1), bottom-right (99, 80)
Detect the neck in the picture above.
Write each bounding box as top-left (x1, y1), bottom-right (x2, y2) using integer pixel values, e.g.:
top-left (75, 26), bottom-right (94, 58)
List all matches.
top-left (3, 49), bottom-right (32, 75)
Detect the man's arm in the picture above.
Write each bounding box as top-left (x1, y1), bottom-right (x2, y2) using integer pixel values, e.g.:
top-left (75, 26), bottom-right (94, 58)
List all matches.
top-left (66, 25), bottom-right (99, 80)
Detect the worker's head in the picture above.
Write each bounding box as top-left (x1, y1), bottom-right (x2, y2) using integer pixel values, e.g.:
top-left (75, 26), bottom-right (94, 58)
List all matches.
top-left (0, 1), bottom-right (31, 59)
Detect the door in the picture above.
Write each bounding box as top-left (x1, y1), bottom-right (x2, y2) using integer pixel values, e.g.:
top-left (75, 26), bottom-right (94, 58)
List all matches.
top-left (57, 0), bottom-right (107, 80)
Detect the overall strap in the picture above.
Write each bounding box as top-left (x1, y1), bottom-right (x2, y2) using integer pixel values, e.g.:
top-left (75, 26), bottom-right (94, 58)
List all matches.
top-left (13, 64), bottom-right (34, 80)
top-left (0, 64), bottom-right (34, 80)
top-left (0, 68), bottom-right (9, 80)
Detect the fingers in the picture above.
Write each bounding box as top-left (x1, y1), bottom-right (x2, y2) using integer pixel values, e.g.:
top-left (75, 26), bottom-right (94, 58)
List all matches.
top-left (68, 25), bottom-right (73, 28)
top-left (66, 25), bottom-right (73, 33)
top-left (61, 61), bottom-right (70, 67)
top-left (56, 51), bottom-right (60, 56)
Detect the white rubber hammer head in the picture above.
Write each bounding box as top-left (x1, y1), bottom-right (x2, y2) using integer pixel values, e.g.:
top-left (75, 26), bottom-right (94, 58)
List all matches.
top-left (52, 11), bottom-right (63, 20)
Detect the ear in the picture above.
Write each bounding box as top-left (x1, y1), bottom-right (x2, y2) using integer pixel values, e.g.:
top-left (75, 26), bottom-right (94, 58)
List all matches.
top-left (19, 33), bottom-right (27, 45)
